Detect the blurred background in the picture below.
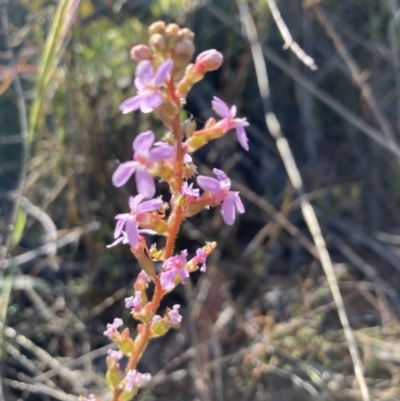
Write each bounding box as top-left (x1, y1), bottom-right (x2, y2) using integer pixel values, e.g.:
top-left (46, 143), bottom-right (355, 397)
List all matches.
top-left (2, 0), bottom-right (400, 400)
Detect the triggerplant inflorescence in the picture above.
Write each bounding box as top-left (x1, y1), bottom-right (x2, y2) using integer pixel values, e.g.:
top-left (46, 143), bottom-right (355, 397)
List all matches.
top-left (81, 20), bottom-right (249, 401)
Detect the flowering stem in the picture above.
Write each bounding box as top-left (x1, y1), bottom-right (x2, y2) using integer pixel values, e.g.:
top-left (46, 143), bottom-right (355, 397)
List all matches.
top-left (111, 277), bottom-right (165, 401)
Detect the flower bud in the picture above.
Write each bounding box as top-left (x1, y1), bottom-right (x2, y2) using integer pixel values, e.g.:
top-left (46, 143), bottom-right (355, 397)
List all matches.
top-left (130, 44), bottom-right (153, 62)
top-left (148, 21), bottom-right (166, 35)
top-left (149, 33), bottom-right (166, 51)
top-left (178, 28), bottom-right (195, 41)
top-left (165, 23), bottom-right (180, 37)
top-left (194, 49), bottom-right (223, 73)
top-left (174, 39), bottom-right (195, 60)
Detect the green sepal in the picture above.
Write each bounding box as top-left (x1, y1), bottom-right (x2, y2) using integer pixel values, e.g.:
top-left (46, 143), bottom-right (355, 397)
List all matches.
top-left (119, 337), bottom-right (135, 356)
top-left (152, 320), bottom-right (169, 338)
top-left (120, 389), bottom-right (137, 401)
top-left (106, 368), bottom-right (122, 390)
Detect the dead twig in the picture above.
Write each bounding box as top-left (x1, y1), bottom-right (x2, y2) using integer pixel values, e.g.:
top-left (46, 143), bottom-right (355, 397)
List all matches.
top-left (266, 0), bottom-right (317, 70)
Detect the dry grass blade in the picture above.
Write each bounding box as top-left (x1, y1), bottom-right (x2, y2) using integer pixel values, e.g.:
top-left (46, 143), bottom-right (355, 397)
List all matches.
top-left (238, 2), bottom-right (370, 400)
top-left (266, 0), bottom-right (317, 70)
top-left (28, 0), bottom-right (81, 145)
top-left (7, 0), bottom-right (82, 266)
top-left (0, 3), bottom-right (29, 270)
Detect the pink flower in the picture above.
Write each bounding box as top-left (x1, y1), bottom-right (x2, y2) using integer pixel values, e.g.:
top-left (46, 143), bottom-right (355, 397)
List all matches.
top-left (160, 250), bottom-right (189, 291)
top-left (103, 318), bottom-right (123, 339)
top-left (124, 370), bottom-right (152, 392)
top-left (125, 291), bottom-right (142, 310)
top-left (194, 248), bottom-right (208, 272)
top-left (107, 349), bottom-right (123, 361)
top-left (112, 194), bottom-right (162, 247)
top-left (182, 182), bottom-right (200, 200)
top-left (137, 270), bottom-right (151, 284)
top-left (119, 59), bottom-right (173, 114)
top-left (212, 97), bottom-right (249, 151)
top-left (152, 315), bottom-right (162, 324)
top-left (112, 130), bottom-right (174, 197)
top-left (197, 168), bottom-right (244, 225)
top-left (167, 304), bottom-right (182, 325)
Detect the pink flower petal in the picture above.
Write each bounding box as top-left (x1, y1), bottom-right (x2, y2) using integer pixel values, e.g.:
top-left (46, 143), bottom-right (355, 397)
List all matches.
top-left (221, 196), bottom-right (236, 225)
top-left (106, 236), bottom-right (125, 248)
top-left (139, 93), bottom-right (162, 113)
top-left (133, 131), bottom-right (155, 152)
top-left (134, 77), bottom-right (145, 92)
top-left (135, 168), bottom-right (156, 199)
top-left (114, 218), bottom-right (126, 238)
top-left (213, 168), bottom-right (228, 182)
top-left (197, 175), bottom-right (222, 192)
top-left (146, 93), bottom-right (164, 113)
top-left (137, 198), bottom-right (163, 214)
top-left (119, 96), bottom-right (142, 114)
top-left (135, 60), bottom-right (154, 81)
top-left (235, 125), bottom-right (249, 151)
top-left (112, 161), bottom-right (137, 187)
top-left (125, 219), bottom-right (139, 246)
top-left (184, 154), bottom-right (192, 163)
top-left (129, 194), bottom-right (145, 212)
top-left (149, 143), bottom-right (174, 161)
top-left (155, 59), bottom-right (173, 85)
top-left (211, 97), bottom-right (231, 119)
top-left (233, 192), bottom-right (245, 213)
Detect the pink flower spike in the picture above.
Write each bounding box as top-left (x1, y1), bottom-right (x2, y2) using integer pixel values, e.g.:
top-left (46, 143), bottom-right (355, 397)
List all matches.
top-left (211, 97), bottom-right (250, 151)
top-left (167, 305), bottom-right (182, 325)
top-left (119, 59), bottom-right (173, 114)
